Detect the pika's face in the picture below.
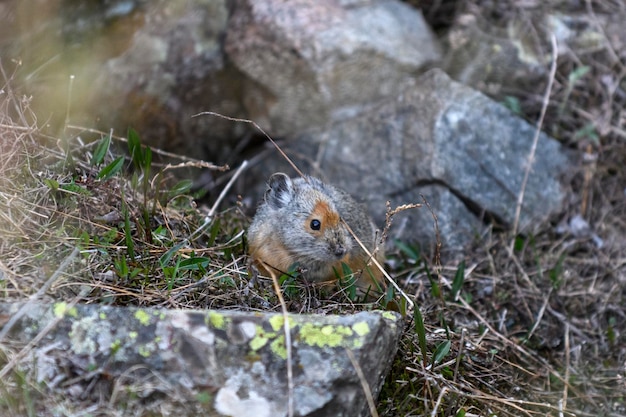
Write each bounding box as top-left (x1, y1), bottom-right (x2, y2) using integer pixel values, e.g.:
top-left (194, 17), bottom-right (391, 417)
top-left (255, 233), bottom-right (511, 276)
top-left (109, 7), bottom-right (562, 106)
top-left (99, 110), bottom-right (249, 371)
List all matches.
top-left (261, 172), bottom-right (353, 264)
top-left (298, 199), bottom-right (352, 262)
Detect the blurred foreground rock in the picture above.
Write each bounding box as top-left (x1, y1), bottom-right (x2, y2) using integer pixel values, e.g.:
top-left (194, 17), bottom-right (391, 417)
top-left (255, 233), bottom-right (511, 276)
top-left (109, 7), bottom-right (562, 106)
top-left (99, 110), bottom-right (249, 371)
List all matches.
top-left (0, 302), bottom-right (401, 417)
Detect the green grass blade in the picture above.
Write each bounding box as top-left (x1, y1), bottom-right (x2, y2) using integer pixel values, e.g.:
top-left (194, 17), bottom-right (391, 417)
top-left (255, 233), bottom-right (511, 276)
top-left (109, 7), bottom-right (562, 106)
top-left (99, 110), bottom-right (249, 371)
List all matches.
top-left (91, 134), bottom-right (111, 167)
top-left (159, 241), bottom-right (187, 269)
top-left (168, 179), bottom-right (194, 199)
top-left (413, 306), bottom-right (429, 366)
top-left (122, 200), bottom-right (135, 259)
top-left (143, 145), bottom-right (152, 175)
top-left (127, 128), bottom-right (142, 169)
top-left (97, 156), bottom-right (124, 180)
top-left (339, 262), bottom-right (357, 300)
top-left (423, 261), bottom-right (440, 298)
top-left (432, 340), bottom-right (451, 366)
top-left (178, 257), bottom-right (211, 270)
top-left (394, 239), bottom-right (421, 261)
top-left (450, 260), bottom-right (465, 301)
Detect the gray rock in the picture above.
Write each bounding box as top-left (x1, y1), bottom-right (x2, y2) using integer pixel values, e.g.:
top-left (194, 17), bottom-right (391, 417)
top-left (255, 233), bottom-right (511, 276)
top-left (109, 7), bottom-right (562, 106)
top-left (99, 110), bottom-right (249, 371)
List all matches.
top-left (0, 302), bottom-right (402, 417)
top-left (443, 13), bottom-right (548, 95)
top-left (225, 0), bottom-right (441, 136)
top-left (93, 0), bottom-right (236, 158)
top-left (2, 0), bottom-right (441, 163)
top-left (0, 0), bottom-right (242, 160)
top-left (249, 69), bottom-right (572, 251)
top-left (442, 8), bottom-right (626, 96)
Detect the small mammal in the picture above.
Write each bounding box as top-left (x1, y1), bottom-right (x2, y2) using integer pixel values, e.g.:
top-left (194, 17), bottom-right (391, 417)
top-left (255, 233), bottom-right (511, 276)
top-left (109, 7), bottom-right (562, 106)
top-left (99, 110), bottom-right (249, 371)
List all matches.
top-left (247, 172), bottom-right (385, 296)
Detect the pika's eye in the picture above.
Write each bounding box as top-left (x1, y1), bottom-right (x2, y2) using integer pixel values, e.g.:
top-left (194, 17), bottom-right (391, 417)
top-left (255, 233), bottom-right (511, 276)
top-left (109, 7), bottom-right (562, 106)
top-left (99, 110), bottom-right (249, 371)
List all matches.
top-left (310, 219), bottom-right (321, 230)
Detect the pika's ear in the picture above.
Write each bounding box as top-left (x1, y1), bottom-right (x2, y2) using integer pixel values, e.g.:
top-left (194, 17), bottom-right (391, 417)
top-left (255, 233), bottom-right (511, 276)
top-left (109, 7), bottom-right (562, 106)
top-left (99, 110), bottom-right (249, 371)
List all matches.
top-left (265, 173), bottom-right (294, 209)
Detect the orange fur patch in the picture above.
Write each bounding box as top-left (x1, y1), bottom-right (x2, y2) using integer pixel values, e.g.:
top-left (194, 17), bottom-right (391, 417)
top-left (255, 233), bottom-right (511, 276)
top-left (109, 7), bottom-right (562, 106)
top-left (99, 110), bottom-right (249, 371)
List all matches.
top-left (308, 200), bottom-right (340, 232)
top-left (249, 234), bottom-right (295, 277)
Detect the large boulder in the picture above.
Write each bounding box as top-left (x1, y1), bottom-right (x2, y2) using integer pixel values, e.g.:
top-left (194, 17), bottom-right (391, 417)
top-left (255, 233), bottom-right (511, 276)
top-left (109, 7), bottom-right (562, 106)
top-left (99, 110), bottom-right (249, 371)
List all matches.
top-left (248, 69), bottom-right (572, 251)
top-left (0, 0), bottom-right (440, 163)
top-left (225, 0), bottom-right (441, 135)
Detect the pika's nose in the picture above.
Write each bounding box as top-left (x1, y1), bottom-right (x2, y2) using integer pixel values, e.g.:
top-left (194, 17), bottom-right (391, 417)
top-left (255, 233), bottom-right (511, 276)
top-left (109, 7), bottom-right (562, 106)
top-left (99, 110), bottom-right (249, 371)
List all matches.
top-left (333, 245), bottom-right (347, 258)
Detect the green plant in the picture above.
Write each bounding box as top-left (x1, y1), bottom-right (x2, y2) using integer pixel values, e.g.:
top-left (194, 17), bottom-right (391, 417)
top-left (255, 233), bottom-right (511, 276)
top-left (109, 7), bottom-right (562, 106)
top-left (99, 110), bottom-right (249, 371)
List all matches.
top-left (127, 128), bottom-right (153, 243)
top-left (337, 262), bottom-right (358, 301)
top-left (558, 65), bottom-right (590, 117)
top-left (279, 269), bottom-right (301, 299)
top-left (547, 254), bottom-right (565, 290)
top-left (502, 95), bottom-right (522, 115)
top-left (413, 306), bottom-right (429, 367)
top-left (90, 132), bottom-right (125, 181)
top-left (450, 260), bottom-right (465, 301)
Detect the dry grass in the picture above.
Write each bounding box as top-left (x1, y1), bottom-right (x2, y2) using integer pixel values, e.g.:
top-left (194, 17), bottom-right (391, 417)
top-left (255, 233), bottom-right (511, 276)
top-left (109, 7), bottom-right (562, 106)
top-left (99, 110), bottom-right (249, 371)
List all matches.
top-left (380, 1), bottom-right (626, 416)
top-left (1, 1), bottom-right (626, 415)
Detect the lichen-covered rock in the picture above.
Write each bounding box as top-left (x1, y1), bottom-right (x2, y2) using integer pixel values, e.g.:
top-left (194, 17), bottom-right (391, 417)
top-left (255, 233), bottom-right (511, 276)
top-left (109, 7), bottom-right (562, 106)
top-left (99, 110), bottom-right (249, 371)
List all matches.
top-left (0, 302), bottom-right (402, 417)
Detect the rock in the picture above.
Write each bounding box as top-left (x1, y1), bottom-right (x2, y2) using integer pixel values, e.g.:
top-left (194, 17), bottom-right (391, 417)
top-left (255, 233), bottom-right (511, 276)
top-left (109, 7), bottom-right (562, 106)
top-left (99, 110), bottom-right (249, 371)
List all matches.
top-left (1, 0), bottom-right (441, 164)
top-left (92, 0), bottom-right (237, 159)
top-left (442, 7), bottom-right (626, 96)
top-left (248, 69), bottom-right (572, 251)
top-left (442, 13), bottom-right (548, 95)
top-left (225, 0), bottom-right (441, 135)
top-left (0, 0), bottom-right (241, 160)
top-left (0, 302), bottom-right (402, 417)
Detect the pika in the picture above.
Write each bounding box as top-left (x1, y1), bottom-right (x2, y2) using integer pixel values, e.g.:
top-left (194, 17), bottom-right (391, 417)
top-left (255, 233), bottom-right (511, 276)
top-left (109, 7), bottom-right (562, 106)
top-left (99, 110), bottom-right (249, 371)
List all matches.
top-left (247, 172), bottom-right (385, 296)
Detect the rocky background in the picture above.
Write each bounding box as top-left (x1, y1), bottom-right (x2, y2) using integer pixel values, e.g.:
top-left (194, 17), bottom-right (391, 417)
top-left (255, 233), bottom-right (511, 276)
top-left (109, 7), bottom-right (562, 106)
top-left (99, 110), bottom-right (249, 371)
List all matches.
top-left (2, 0), bottom-right (613, 252)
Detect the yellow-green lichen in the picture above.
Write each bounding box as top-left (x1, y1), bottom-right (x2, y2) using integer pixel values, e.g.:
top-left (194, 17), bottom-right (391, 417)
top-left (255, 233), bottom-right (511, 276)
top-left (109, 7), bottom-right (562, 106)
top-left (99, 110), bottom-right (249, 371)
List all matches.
top-left (154, 311), bottom-right (166, 320)
top-left (99, 312), bottom-right (107, 320)
top-left (53, 302), bottom-right (67, 318)
top-left (129, 331), bottom-right (138, 340)
top-left (269, 314), bottom-right (293, 332)
top-left (134, 310), bottom-right (151, 326)
top-left (53, 302), bottom-right (78, 318)
top-left (137, 345), bottom-right (152, 358)
top-left (208, 312), bottom-right (226, 330)
top-left (249, 326), bottom-right (273, 351)
top-left (300, 323), bottom-right (354, 348)
top-left (270, 335), bottom-right (286, 359)
top-left (352, 321), bottom-right (370, 337)
top-left (382, 311), bottom-right (398, 321)
top-left (110, 339), bottom-right (122, 354)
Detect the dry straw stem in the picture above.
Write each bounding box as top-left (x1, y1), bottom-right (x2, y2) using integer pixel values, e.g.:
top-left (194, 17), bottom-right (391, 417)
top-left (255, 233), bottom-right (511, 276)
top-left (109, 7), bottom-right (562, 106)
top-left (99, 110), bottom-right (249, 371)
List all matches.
top-left (193, 110), bottom-right (414, 415)
top-left (0, 268), bottom-right (89, 381)
top-left (190, 159), bottom-right (249, 240)
top-left (0, 58), bottom-right (37, 145)
top-left (191, 111), bottom-right (304, 178)
top-left (0, 247), bottom-right (79, 343)
top-left (341, 219), bottom-right (414, 309)
top-left (456, 295), bottom-right (574, 393)
top-left (262, 263), bottom-right (295, 417)
top-left (66, 124), bottom-right (229, 171)
top-left (510, 33), bottom-right (558, 251)
top-left (346, 348), bottom-right (379, 417)
top-left (190, 112), bottom-right (302, 417)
